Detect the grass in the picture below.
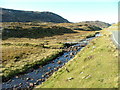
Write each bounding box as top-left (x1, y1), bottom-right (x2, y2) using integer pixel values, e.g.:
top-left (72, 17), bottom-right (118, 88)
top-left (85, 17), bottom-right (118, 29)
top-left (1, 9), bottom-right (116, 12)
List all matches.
top-left (106, 23), bottom-right (119, 31)
top-left (1, 22), bottom-right (101, 81)
top-left (2, 46), bottom-right (62, 80)
top-left (2, 31), bottom-right (96, 80)
top-left (35, 29), bottom-right (118, 88)
top-left (2, 25), bottom-right (75, 39)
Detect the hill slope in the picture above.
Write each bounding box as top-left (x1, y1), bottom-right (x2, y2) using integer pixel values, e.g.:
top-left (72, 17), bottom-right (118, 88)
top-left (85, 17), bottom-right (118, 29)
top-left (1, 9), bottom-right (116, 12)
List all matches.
top-left (1, 8), bottom-right (69, 23)
top-left (2, 22), bottom-right (75, 39)
top-left (82, 21), bottom-right (111, 28)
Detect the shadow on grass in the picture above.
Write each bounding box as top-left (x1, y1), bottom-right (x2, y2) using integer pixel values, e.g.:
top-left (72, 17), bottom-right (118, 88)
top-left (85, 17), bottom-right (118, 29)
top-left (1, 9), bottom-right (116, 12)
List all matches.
top-left (2, 26), bottom-right (77, 40)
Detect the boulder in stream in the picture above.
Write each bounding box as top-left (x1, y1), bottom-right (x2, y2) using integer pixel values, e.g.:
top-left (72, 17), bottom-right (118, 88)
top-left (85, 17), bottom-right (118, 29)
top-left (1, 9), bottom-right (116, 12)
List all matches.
top-left (29, 83), bottom-right (34, 87)
top-left (57, 61), bottom-right (62, 64)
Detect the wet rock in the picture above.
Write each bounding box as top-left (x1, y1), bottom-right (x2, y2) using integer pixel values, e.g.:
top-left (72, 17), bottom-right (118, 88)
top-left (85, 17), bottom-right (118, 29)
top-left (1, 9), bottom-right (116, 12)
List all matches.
top-left (19, 83), bottom-right (23, 86)
top-left (73, 47), bottom-right (77, 51)
top-left (74, 52), bottom-right (77, 55)
top-left (80, 43), bottom-right (86, 47)
top-left (37, 79), bottom-right (42, 82)
top-left (67, 49), bottom-right (70, 52)
top-left (50, 69), bottom-right (54, 72)
top-left (70, 56), bottom-right (72, 58)
top-left (54, 68), bottom-right (57, 70)
top-left (77, 47), bottom-right (80, 49)
top-left (70, 52), bottom-right (74, 56)
top-left (42, 75), bottom-right (45, 78)
top-left (9, 84), bottom-right (12, 86)
top-left (41, 78), bottom-right (45, 82)
top-left (56, 67), bottom-right (60, 70)
top-left (27, 86), bottom-right (30, 89)
top-left (29, 83), bottom-right (34, 87)
top-left (62, 63), bottom-right (65, 66)
top-left (58, 66), bottom-right (62, 68)
top-left (7, 79), bottom-right (12, 83)
top-left (30, 78), bottom-right (34, 81)
top-left (39, 66), bottom-right (42, 68)
top-left (64, 55), bottom-right (68, 57)
top-left (57, 61), bottom-right (62, 64)
top-left (26, 82), bottom-right (29, 84)
top-left (45, 72), bottom-right (50, 75)
top-left (13, 85), bottom-right (18, 88)
top-left (48, 67), bottom-right (51, 69)
top-left (15, 76), bottom-right (19, 78)
top-left (46, 75), bottom-right (50, 78)
top-left (26, 78), bottom-right (30, 81)
top-left (34, 82), bottom-right (38, 85)
top-left (34, 81), bottom-right (40, 85)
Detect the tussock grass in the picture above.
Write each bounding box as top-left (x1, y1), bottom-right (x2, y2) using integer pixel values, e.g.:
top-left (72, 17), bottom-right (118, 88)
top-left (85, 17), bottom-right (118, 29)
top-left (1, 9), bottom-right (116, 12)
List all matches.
top-left (2, 22), bottom-right (99, 80)
top-left (2, 46), bottom-right (62, 80)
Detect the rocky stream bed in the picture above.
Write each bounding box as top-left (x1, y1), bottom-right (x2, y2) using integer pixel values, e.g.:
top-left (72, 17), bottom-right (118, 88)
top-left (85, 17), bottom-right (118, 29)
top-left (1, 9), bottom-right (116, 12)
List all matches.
top-left (2, 33), bottom-right (101, 89)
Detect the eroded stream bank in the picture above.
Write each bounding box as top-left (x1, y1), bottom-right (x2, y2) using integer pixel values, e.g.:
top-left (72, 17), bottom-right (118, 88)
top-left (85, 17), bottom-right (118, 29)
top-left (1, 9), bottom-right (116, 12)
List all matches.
top-left (2, 33), bottom-right (101, 89)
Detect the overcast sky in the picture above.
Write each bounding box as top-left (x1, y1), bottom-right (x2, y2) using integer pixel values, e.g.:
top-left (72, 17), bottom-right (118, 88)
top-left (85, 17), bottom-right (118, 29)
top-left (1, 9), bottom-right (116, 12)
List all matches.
top-left (0, 0), bottom-right (119, 23)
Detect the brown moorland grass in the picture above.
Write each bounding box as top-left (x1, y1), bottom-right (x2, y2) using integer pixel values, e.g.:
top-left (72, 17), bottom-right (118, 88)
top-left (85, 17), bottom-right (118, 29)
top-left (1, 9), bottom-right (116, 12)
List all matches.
top-left (2, 22), bottom-right (99, 80)
top-left (2, 46), bottom-right (62, 80)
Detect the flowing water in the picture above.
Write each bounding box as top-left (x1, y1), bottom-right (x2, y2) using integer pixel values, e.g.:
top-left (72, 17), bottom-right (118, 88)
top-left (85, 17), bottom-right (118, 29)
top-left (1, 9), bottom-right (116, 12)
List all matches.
top-left (2, 33), bottom-right (101, 89)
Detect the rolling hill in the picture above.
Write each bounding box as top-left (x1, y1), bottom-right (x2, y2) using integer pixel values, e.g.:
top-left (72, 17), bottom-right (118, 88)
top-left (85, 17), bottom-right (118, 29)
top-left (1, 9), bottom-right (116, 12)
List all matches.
top-left (82, 21), bottom-right (111, 28)
top-left (1, 8), bottom-right (69, 23)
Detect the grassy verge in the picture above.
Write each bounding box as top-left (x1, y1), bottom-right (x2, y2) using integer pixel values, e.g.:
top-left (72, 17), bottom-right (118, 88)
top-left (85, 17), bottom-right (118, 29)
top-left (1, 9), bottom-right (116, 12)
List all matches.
top-left (35, 30), bottom-right (118, 88)
top-left (106, 23), bottom-right (119, 31)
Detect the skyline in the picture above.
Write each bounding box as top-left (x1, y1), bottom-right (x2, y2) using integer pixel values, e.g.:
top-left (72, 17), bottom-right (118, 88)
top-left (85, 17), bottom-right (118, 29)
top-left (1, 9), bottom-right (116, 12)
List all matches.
top-left (0, 0), bottom-right (119, 23)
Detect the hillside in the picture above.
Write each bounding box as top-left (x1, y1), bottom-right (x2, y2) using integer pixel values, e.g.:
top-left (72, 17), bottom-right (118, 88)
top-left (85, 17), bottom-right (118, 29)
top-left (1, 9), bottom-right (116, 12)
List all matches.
top-left (53, 21), bottom-right (110, 31)
top-left (1, 8), bottom-right (69, 23)
top-left (82, 21), bottom-right (111, 28)
top-left (106, 23), bottom-right (119, 31)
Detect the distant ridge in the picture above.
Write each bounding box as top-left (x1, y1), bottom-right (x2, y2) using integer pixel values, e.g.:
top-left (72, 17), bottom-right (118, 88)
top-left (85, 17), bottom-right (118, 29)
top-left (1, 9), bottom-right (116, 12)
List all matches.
top-left (82, 21), bottom-right (111, 28)
top-left (1, 8), bottom-right (69, 23)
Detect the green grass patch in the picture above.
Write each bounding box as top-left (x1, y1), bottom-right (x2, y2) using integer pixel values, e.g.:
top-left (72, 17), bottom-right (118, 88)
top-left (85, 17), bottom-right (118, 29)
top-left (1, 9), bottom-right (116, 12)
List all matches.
top-left (106, 23), bottom-right (119, 31)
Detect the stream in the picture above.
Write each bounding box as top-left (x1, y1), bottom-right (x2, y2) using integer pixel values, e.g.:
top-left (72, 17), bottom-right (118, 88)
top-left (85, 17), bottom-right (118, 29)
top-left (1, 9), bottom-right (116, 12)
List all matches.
top-left (2, 33), bottom-right (101, 89)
